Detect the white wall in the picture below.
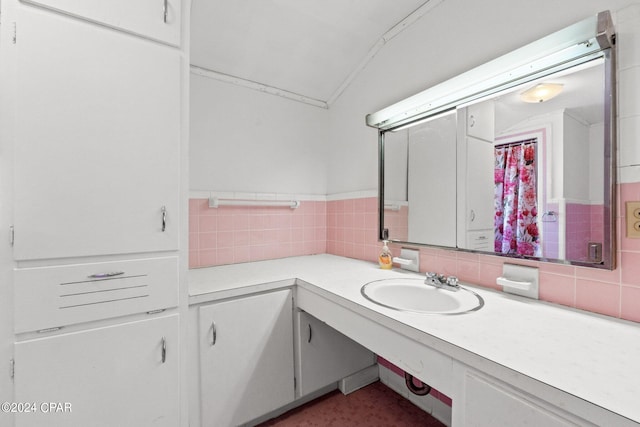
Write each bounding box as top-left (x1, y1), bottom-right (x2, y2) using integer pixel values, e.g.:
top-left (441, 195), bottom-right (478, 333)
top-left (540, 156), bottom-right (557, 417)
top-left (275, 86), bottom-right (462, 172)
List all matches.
top-left (563, 112), bottom-right (591, 202)
top-left (190, 73), bottom-right (329, 195)
top-left (326, 0), bottom-right (640, 195)
top-left (383, 130), bottom-right (408, 202)
top-left (617, 4), bottom-right (640, 182)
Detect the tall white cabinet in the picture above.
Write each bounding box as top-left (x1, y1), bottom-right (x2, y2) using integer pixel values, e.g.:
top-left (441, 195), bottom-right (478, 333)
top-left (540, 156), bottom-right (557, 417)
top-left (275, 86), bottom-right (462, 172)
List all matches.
top-left (13, 5), bottom-right (181, 260)
top-left (6, 0), bottom-right (187, 425)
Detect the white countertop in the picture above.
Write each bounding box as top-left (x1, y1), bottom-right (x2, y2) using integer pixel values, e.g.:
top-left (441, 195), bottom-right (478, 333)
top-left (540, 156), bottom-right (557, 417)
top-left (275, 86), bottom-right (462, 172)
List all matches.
top-left (189, 254), bottom-right (640, 424)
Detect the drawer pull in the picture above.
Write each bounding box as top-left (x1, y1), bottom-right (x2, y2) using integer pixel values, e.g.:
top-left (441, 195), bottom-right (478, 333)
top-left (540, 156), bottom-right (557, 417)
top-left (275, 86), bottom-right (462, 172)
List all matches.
top-left (87, 271), bottom-right (125, 279)
top-left (161, 206), bottom-right (167, 232)
top-left (161, 336), bottom-right (167, 363)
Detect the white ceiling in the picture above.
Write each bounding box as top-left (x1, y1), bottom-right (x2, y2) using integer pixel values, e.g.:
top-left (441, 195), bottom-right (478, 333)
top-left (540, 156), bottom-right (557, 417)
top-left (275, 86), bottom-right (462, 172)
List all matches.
top-left (190, 0), bottom-right (431, 105)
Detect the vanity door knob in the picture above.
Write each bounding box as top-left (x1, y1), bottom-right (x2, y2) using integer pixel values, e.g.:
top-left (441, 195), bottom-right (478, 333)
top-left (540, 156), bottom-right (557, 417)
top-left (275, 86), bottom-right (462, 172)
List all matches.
top-left (210, 322), bottom-right (217, 346)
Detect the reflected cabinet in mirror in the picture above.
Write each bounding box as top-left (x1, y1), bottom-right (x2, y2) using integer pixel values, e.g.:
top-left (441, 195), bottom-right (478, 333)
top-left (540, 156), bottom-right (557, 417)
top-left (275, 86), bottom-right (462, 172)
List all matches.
top-left (370, 11), bottom-right (616, 269)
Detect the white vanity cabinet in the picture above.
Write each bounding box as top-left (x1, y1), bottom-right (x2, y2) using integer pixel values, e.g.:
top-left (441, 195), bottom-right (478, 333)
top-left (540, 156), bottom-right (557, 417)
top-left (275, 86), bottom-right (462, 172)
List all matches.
top-left (14, 314), bottom-right (180, 427)
top-left (197, 289), bottom-right (295, 426)
top-left (12, 4), bottom-right (181, 261)
top-left (452, 364), bottom-right (600, 427)
top-left (295, 310), bottom-right (375, 397)
top-left (20, 0), bottom-right (182, 46)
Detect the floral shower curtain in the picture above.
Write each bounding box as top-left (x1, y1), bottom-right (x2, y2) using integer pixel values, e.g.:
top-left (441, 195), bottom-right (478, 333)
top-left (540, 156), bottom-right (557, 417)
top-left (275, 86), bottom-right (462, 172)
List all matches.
top-left (494, 140), bottom-right (540, 256)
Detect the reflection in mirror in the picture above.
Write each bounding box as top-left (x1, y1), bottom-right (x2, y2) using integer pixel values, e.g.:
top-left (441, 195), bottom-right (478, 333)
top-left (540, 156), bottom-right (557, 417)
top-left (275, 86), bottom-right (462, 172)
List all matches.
top-left (374, 10), bottom-right (616, 269)
top-left (383, 111), bottom-right (457, 247)
top-left (459, 59), bottom-right (606, 263)
top-left (382, 59), bottom-right (611, 265)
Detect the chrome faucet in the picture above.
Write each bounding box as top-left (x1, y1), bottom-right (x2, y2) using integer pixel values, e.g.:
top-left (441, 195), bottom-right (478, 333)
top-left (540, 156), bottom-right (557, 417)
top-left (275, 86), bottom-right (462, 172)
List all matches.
top-left (425, 272), bottom-right (460, 291)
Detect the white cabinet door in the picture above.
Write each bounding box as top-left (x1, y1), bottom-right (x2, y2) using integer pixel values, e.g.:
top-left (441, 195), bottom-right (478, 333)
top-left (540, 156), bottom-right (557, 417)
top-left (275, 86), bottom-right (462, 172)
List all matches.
top-left (466, 101), bottom-right (495, 142)
top-left (14, 314), bottom-right (180, 427)
top-left (13, 7), bottom-right (180, 260)
top-left (456, 369), bottom-right (595, 427)
top-left (199, 289), bottom-right (295, 426)
top-left (21, 0), bottom-right (182, 46)
top-left (296, 311), bottom-right (375, 396)
top-left (465, 136), bottom-right (495, 232)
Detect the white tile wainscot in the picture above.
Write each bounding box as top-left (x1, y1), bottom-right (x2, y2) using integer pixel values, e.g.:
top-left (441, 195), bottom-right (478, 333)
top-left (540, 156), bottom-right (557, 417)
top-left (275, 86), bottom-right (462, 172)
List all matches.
top-left (188, 254), bottom-right (640, 427)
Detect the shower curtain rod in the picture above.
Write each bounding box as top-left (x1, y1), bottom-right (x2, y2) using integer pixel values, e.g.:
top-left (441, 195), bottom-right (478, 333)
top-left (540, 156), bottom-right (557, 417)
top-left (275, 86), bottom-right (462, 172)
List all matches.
top-left (494, 138), bottom-right (537, 148)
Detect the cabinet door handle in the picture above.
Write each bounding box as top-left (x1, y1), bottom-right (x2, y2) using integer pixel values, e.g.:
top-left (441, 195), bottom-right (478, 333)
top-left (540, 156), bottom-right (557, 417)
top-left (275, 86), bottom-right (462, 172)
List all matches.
top-left (88, 271), bottom-right (125, 279)
top-left (470, 209), bottom-right (476, 222)
top-left (161, 336), bottom-right (167, 363)
top-left (210, 322), bottom-right (217, 346)
top-left (161, 206), bottom-right (167, 232)
top-left (163, 0), bottom-right (168, 23)
top-left (307, 324), bottom-right (312, 343)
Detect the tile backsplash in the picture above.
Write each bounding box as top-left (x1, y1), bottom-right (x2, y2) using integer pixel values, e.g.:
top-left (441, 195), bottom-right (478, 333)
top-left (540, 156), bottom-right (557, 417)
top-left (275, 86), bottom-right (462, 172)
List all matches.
top-left (189, 198), bottom-right (326, 268)
top-left (190, 182), bottom-right (640, 323)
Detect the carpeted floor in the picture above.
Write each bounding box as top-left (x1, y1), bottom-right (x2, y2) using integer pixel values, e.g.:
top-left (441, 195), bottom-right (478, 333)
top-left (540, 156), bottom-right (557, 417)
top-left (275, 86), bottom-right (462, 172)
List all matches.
top-left (257, 381), bottom-right (446, 427)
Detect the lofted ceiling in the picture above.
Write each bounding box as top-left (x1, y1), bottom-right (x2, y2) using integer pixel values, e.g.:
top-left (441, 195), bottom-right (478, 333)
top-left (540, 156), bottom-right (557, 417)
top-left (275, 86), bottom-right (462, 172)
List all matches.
top-left (190, 0), bottom-right (432, 107)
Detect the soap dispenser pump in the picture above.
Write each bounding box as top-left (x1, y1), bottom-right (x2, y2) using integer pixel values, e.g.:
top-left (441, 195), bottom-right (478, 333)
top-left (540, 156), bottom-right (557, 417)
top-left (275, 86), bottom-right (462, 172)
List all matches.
top-left (379, 240), bottom-right (393, 270)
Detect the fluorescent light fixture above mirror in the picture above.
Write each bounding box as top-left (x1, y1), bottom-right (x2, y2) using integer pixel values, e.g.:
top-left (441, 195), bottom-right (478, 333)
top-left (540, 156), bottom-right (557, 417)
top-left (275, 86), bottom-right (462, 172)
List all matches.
top-left (366, 10), bottom-right (614, 130)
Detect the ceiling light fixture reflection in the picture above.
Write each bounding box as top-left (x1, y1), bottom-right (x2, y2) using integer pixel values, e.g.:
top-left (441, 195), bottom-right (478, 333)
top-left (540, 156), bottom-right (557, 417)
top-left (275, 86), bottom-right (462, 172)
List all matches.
top-left (520, 83), bottom-right (564, 103)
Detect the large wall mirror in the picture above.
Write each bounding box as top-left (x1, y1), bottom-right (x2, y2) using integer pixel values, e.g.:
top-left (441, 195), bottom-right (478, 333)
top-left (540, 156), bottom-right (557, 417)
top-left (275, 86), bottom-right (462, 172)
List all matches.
top-left (370, 11), bottom-right (616, 269)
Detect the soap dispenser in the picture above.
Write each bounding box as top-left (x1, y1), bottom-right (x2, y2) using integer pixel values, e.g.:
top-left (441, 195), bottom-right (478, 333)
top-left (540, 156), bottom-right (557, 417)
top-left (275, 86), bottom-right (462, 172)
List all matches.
top-left (379, 240), bottom-right (393, 270)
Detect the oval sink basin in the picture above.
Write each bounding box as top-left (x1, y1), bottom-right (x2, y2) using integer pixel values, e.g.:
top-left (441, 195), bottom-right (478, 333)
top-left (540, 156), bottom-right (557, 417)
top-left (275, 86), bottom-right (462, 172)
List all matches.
top-left (361, 278), bottom-right (483, 314)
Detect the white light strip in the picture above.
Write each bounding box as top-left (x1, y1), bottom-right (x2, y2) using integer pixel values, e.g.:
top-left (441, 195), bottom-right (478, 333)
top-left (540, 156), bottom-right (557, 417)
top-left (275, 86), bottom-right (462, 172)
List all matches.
top-left (367, 11), bottom-right (613, 130)
top-left (190, 66), bottom-right (328, 109)
top-left (390, 108), bottom-right (456, 132)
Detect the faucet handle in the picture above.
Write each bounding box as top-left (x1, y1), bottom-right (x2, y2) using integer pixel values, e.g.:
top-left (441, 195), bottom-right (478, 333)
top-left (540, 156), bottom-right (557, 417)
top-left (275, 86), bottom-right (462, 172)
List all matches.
top-left (446, 276), bottom-right (459, 288)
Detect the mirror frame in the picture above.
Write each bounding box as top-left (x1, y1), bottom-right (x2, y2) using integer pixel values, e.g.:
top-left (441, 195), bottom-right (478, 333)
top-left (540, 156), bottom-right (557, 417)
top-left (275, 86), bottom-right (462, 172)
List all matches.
top-left (370, 11), bottom-right (617, 269)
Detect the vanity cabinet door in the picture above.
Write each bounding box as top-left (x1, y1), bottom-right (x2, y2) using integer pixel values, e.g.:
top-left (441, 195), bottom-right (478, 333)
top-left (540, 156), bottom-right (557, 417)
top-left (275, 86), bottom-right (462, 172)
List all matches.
top-left (198, 289), bottom-right (295, 426)
top-left (14, 314), bottom-right (180, 427)
top-left (13, 6), bottom-right (180, 261)
top-left (296, 310), bottom-right (375, 397)
top-left (454, 368), bottom-right (596, 427)
top-left (21, 0), bottom-right (182, 46)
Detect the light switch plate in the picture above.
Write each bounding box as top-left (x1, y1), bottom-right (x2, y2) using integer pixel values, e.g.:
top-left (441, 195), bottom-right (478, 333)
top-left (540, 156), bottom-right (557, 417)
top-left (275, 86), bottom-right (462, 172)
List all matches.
top-left (626, 201), bottom-right (640, 238)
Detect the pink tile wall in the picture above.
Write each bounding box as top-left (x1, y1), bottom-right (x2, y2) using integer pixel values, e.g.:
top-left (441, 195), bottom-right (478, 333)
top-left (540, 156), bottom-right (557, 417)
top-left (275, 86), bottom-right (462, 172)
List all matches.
top-left (591, 204), bottom-right (605, 243)
top-left (565, 203), bottom-right (592, 261)
top-left (326, 198), bottom-right (381, 262)
top-left (325, 184), bottom-right (640, 323)
top-left (542, 203), bottom-right (559, 259)
top-left (189, 198), bottom-right (326, 268)
top-left (384, 206), bottom-right (409, 241)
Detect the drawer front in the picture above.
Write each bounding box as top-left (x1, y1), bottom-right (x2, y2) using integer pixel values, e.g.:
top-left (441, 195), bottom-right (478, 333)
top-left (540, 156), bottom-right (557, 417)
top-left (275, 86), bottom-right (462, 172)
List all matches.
top-left (466, 229), bottom-right (493, 251)
top-left (15, 257), bottom-right (178, 333)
